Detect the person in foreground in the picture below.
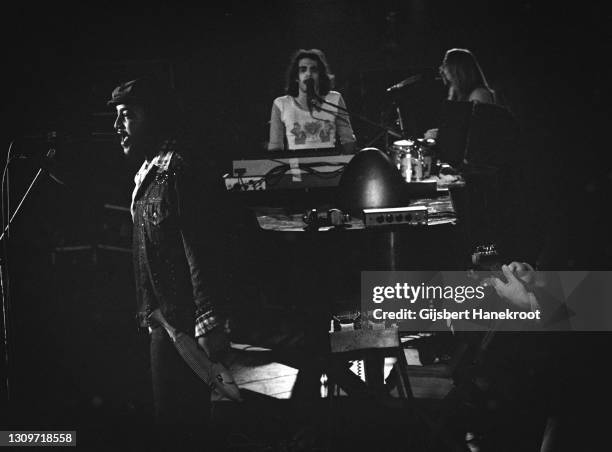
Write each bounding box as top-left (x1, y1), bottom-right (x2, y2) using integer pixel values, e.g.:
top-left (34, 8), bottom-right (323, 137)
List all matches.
top-left (468, 260), bottom-right (574, 451)
top-left (108, 77), bottom-right (229, 425)
top-left (268, 48), bottom-right (356, 153)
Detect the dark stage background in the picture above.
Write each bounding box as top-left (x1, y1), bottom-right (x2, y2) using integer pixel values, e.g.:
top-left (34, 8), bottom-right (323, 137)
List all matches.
top-left (0, 0), bottom-right (609, 446)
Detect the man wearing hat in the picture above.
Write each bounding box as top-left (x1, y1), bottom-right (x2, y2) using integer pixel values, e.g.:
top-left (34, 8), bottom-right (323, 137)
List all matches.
top-left (108, 78), bottom-right (229, 424)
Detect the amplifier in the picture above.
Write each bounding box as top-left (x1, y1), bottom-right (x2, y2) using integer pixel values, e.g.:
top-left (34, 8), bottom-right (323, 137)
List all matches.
top-left (363, 206), bottom-right (428, 227)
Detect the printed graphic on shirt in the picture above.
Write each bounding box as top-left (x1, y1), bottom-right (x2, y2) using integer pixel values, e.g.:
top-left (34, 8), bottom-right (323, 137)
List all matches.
top-left (290, 122), bottom-right (308, 145)
top-left (273, 93), bottom-right (348, 150)
top-left (289, 119), bottom-right (335, 147)
top-left (319, 120), bottom-right (333, 142)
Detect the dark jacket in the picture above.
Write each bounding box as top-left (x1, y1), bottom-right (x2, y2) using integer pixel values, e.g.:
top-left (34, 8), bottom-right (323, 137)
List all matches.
top-left (131, 140), bottom-right (225, 336)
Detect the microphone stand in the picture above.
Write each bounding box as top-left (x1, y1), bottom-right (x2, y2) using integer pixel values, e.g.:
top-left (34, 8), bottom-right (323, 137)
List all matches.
top-left (389, 92), bottom-right (406, 145)
top-left (383, 71), bottom-right (442, 141)
top-left (313, 94), bottom-right (410, 396)
top-left (1, 147), bottom-right (57, 404)
top-left (395, 103), bottom-right (406, 137)
top-left (310, 95), bottom-right (403, 148)
top-left (0, 165), bottom-right (49, 242)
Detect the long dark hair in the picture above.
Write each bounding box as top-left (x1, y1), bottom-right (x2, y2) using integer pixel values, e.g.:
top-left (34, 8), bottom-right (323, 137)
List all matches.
top-left (285, 48), bottom-right (334, 97)
top-left (443, 48), bottom-right (492, 101)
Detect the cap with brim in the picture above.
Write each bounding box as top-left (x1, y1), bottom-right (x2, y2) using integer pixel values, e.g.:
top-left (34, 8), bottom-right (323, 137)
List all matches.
top-left (107, 78), bottom-right (170, 107)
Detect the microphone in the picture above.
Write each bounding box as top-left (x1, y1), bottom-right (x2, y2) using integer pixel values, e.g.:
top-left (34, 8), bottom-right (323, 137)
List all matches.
top-left (14, 132), bottom-right (65, 185)
top-left (304, 78), bottom-right (316, 97)
top-left (304, 79), bottom-right (318, 111)
top-left (386, 71), bottom-right (442, 92)
top-left (46, 130), bottom-right (58, 157)
top-left (14, 132), bottom-right (56, 162)
top-left (41, 131), bottom-right (65, 185)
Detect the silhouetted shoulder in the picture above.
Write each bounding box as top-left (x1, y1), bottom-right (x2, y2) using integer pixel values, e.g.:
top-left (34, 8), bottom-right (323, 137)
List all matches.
top-left (469, 87), bottom-right (495, 104)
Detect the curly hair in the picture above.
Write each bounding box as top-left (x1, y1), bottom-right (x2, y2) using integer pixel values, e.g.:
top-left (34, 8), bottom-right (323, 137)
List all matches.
top-left (285, 48), bottom-right (334, 97)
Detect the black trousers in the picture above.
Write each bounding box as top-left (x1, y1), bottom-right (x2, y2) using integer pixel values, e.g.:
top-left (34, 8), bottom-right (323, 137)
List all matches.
top-left (150, 326), bottom-right (211, 425)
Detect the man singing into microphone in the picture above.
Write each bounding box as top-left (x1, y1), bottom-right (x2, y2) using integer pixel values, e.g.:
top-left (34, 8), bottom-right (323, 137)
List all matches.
top-left (108, 77), bottom-right (229, 427)
top-left (268, 48), bottom-right (356, 153)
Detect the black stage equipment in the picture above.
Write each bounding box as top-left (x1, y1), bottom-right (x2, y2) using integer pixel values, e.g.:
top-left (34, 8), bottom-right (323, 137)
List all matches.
top-left (336, 147), bottom-right (405, 215)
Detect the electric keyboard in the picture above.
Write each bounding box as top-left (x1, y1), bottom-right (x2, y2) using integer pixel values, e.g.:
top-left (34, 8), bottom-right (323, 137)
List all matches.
top-left (228, 149), bottom-right (354, 190)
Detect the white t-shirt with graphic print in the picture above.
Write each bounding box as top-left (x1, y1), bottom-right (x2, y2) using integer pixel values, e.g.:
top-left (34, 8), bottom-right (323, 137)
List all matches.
top-left (268, 91), bottom-right (356, 151)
